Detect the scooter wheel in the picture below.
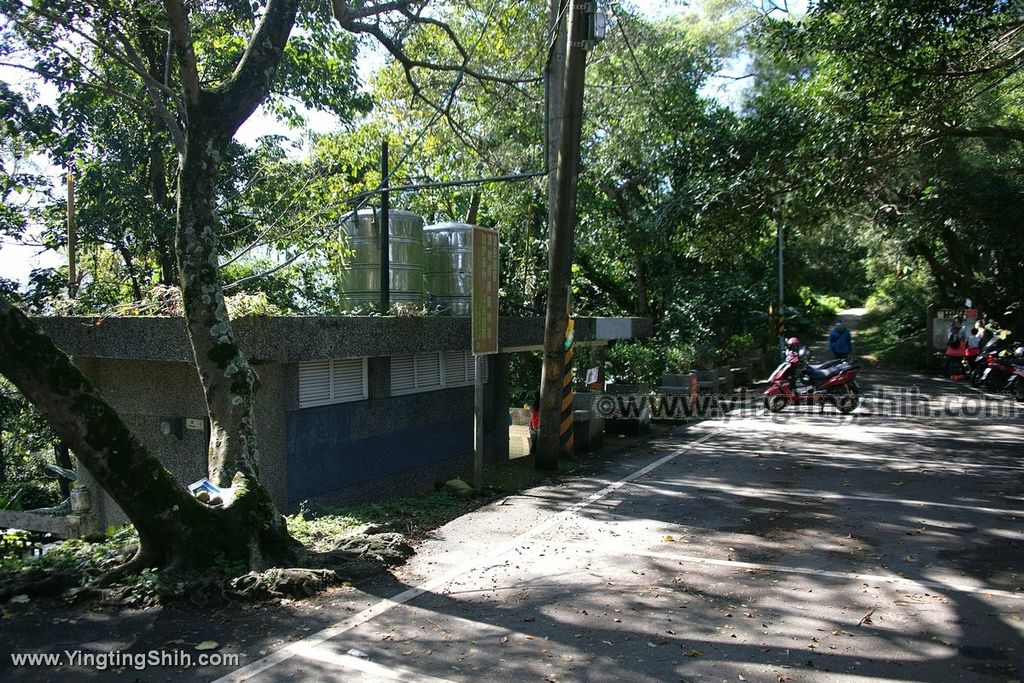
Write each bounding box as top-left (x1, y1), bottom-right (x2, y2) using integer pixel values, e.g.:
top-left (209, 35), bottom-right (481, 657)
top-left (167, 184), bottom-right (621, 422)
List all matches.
top-left (985, 374), bottom-right (1005, 392)
top-left (835, 386), bottom-right (860, 414)
top-left (764, 396), bottom-right (788, 413)
top-left (1016, 383), bottom-right (1024, 403)
top-left (836, 395), bottom-right (860, 414)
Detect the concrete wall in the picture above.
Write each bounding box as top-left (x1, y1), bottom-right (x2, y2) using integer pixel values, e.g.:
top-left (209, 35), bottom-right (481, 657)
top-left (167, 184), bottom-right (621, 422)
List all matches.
top-left (74, 358), bottom-right (287, 527)
top-left (281, 354), bottom-right (506, 509)
top-left (71, 351), bottom-right (510, 525)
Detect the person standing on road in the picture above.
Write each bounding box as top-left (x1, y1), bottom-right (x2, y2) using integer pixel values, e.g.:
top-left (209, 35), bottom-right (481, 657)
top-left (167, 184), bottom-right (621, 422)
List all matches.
top-left (829, 319), bottom-right (853, 360)
top-left (965, 325), bottom-right (983, 370)
top-left (943, 317), bottom-right (968, 378)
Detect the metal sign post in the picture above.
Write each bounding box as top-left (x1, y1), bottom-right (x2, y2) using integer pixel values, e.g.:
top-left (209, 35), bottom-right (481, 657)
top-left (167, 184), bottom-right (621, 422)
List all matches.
top-left (472, 227), bottom-right (500, 493)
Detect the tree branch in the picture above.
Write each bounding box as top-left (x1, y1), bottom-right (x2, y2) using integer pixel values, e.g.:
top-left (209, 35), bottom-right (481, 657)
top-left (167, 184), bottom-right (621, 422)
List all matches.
top-left (215, 0), bottom-right (301, 137)
top-left (929, 125), bottom-right (1024, 143)
top-left (0, 61), bottom-right (149, 111)
top-left (333, 2), bottom-right (541, 87)
top-left (162, 0), bottom-right (201, 106)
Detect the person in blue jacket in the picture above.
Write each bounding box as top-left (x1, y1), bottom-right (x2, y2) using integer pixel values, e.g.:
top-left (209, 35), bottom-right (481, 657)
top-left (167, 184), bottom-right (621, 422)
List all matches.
top-left (829, 319), bottom-right (853, 360)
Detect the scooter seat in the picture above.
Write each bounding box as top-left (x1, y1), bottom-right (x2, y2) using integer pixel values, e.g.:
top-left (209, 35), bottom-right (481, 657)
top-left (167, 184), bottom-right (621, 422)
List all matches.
top-left (801, 361), bottom-right (847, 384)
top-left (809, 359), bottom-right (845, 371)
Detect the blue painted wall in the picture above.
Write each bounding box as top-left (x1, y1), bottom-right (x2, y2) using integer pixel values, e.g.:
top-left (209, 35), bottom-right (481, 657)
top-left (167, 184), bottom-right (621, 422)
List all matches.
top-left (285, 386), bottom-right (483, 504)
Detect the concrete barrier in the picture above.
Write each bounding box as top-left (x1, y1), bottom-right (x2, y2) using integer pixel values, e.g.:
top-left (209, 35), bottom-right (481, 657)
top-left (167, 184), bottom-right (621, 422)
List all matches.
top-left (572, 393), bottom-right (605, 452)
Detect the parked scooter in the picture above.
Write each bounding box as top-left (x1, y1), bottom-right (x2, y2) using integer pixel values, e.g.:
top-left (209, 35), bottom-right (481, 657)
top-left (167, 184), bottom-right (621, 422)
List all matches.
top-left (973, 339), bottom-right (1022, 392)
top-left (995, 347), bottom-right (1024, 401)
top-left (764, 338), bottom-right (862, 414)
top-left (969, 330), bottom-right (1014, 387)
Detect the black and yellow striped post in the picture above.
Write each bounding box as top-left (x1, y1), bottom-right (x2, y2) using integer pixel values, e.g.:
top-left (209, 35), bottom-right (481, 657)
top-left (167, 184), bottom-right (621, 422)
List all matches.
top-left (559, 318), bottom-right (575, 454)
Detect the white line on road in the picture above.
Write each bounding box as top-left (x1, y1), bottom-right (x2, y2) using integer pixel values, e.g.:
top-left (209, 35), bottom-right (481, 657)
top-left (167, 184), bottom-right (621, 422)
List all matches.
top-left (691, 447), bottom-right (1024, 472)
top-left (213, 430), bottom-right (724, 682)
top-left (632, 479), bottom-right (1024, 517)
top-left (626, 548), bottom-right (1024, 602)
top-left (289, 642), bottom-right (457, 682)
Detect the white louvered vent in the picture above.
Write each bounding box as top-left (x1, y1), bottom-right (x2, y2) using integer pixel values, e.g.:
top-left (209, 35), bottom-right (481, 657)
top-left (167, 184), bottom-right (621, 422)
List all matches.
top-left (443, 351), bottom-right (468, 386)
top-left (332, 358), bottom-right (367, 403)
top-left (298, 358), bottom-right (367, 408)
top-left (415, 352), bottom-right (443, 391)
top-left (392, 351), bottom-right (489, 396)
top-left (298, 360), bottom-right (332, 408)
top-left (391, 355), bottom-right (417, 395)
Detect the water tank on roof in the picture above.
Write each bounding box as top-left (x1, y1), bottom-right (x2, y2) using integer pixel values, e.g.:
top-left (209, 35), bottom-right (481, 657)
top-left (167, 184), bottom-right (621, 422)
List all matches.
top-left (423, 222), bottom-right (476, 316)
top-left (339, 209), bottom-right (424, 311)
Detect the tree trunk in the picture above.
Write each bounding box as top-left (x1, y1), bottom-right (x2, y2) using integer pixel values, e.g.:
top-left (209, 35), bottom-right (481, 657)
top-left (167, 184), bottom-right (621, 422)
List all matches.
top-left (175, 120), bottom-right (262, 489)
top-left (465, 192), bottom-right (481, 224)
top-left (53, 442), bottom-right (72, 499)
top-left (0, 297), bottom-right (299, 572)
top-left (149, 135), bottom-right (178, 286)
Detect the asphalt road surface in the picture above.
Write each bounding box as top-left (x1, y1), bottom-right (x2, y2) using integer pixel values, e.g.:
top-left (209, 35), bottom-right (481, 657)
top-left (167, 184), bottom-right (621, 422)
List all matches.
top-left (3, 351), bottom-right (1022, 682)
top-left (213, 364), bottom-right (1024, 682)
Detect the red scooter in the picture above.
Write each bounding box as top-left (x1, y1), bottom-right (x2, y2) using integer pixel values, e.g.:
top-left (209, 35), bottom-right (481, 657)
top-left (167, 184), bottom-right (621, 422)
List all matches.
top-left (764, 342), bottom-right (862, 414)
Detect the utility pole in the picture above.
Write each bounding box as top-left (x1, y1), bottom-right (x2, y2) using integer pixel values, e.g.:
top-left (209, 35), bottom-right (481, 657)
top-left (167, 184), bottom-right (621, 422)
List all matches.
top-left (67, 170), bottom-right (77, 298)
top-left (777, 218), bottom-right (785, 361)
top-left (537, 0), bottom-right (589, 470)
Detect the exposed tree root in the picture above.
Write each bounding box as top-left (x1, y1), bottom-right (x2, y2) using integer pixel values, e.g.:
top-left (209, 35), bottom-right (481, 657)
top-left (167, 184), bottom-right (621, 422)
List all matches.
top-left (90, 545), bottom-right (158, 588)
top-left (1, 531), bottom-right (416, 608)
top-left (227, 532), bottom-right (415, 601)
top-left (0, 567), bottom-right (78, 603)
top-left (230, 568), bottom-right (341, 600)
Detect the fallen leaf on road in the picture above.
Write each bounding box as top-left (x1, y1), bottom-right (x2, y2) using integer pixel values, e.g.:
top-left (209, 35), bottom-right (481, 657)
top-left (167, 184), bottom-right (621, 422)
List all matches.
top-left (195, 641), bottom-right (219, 651)
top-left (858, 607), bottom-right (876, 626)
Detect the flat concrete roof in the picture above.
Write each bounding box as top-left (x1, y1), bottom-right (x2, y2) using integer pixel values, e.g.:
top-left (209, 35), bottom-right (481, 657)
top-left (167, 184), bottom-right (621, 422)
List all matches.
top-left (37, 316), bottom-right (652, 363)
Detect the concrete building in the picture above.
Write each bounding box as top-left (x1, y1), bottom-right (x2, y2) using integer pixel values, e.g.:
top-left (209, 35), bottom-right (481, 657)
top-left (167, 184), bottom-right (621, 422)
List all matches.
top-left (37, 315), bottom-right (651, 529)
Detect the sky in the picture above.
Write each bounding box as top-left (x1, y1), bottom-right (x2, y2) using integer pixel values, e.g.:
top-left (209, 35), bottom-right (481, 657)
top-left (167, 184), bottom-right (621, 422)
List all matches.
top-left (0, 0), bottom-right (800, 286)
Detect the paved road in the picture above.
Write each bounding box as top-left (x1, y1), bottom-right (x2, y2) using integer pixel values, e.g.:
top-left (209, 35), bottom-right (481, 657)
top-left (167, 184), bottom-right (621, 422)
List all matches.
top-left (3, 326), bottom-right (1022, 682)
top-left (214, 363), bottom-right (1024, 682)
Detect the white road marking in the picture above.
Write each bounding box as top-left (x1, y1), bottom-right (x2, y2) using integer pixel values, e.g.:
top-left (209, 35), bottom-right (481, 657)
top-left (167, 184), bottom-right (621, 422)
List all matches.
top-left (693, 447), bottom-right (1024, 472)
top-left (213, 430), bottom-right (724, 682)
top-left (632, 479), bottom-right (1024, 517)
top-left (625, 548), bottom-right (1024, 602)
top-left (289, 641), bottom-right (457, 682)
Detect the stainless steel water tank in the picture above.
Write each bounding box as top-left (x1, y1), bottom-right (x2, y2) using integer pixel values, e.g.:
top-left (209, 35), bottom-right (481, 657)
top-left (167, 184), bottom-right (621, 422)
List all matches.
top-left (339, 209), bottom-right (424, 310)
top-left (423, 222), bottom-right (476, 316)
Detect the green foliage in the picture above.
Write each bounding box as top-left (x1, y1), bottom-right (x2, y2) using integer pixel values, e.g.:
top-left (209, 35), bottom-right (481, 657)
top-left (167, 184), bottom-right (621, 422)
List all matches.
top-left (1, 377), bottom-right (61, 501)
top-left (855, 268), bottom-right (932, 370)
top-left (224, 292), bottom-right (288, 318)
top-left (0, 525), bottom-right (137, 577)
top-left (606, 341), bottom-right (664, 387)
top-left (797, 286), bottom-right (846, 325)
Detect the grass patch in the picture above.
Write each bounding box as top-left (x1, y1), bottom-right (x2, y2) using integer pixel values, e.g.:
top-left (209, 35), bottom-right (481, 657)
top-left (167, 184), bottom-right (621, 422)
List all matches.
top-left (287, 491), bottom-right (479, 552)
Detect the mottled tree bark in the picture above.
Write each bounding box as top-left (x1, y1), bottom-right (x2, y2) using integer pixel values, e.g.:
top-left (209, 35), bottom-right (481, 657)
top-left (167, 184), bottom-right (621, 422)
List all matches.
top-left (165, 0), bottom-right (300, 487)
top-left (175, 116), bottom-right (262, 488)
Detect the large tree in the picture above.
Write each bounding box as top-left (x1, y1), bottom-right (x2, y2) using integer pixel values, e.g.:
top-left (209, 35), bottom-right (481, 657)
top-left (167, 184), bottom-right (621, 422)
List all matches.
top-left (0, 0), bottom-right (533, 580)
